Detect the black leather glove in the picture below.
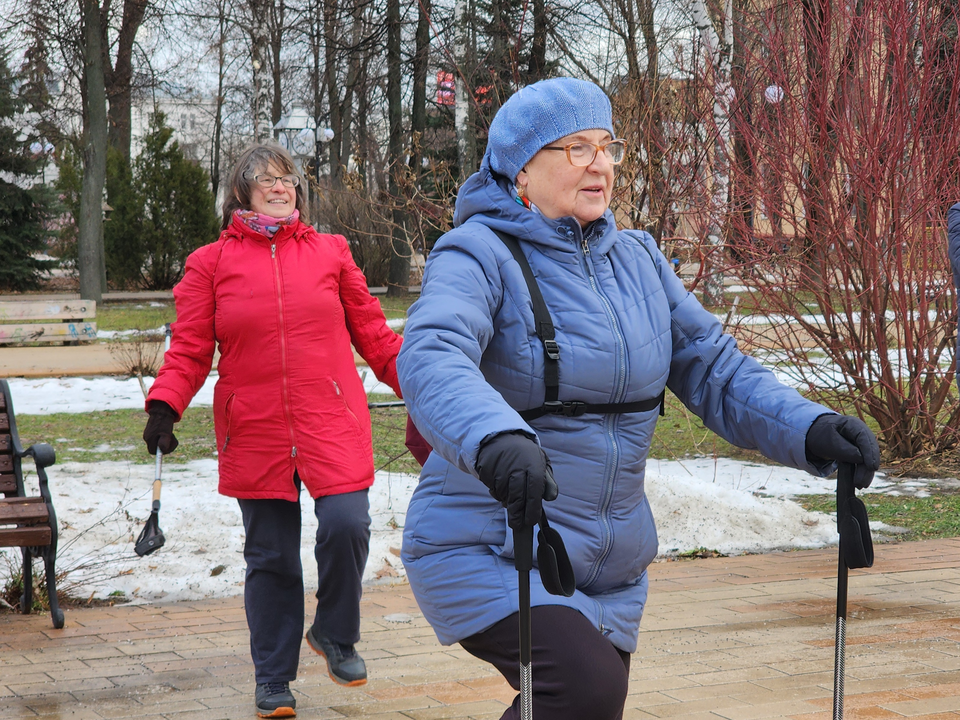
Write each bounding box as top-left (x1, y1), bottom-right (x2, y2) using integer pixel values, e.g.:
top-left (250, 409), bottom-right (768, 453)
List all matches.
top-left (476, 431), bottom-right (559, 529)
top-left (143, 400), bottom-right (179, 455)
top-left (805, 413), bottom-right (879, 488)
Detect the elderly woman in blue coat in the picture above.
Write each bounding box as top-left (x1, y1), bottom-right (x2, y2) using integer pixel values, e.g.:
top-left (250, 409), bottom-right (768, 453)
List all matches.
top-left (396, 77), bottom-right (880, 720)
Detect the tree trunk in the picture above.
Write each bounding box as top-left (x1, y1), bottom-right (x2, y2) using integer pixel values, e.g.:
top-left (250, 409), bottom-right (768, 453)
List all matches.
top-left (638, 0), bottom-right (669, 243)
top-left (249, 0), bottom-right (272, 141)
top-left (211, 0), bottom-right (228, 204)
top-left (104, 0), bottom-right (148, 162)
top-left (79, 0), bottom-right (108, 303)
top-left (690, 0), bottom-right (733, 306)
top-left (454, 0), bottom-right (476, 180)
top-left (269, 0), bottom-right (284, 128)
top-left (322, 0), bottom-right (341, 186)
top-left (409, 0), bottom-right (429, 176)
top-left (527, 0), bottom-right (547, 81)
top-left (385, 0), bottom-right (409, 297)
top-left (729, 0), bottom-right (755, 259)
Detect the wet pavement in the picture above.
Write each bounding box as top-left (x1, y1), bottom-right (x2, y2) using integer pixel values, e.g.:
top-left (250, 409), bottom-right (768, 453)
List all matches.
top-left (2, 538), bottom-right (960, 719)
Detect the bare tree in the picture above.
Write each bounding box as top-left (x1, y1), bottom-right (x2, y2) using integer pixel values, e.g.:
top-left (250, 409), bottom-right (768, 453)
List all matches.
top-left (103, 0), bottom-right (150, 161)
top-left (79, 0), bottom-right (109, 302)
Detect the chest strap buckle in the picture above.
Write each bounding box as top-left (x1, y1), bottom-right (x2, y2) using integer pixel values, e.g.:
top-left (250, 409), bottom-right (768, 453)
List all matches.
top-left (543, 400), bottom-right (586, 417)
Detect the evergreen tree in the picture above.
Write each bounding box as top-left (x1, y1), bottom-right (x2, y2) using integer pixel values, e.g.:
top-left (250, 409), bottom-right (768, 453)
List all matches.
top-left (103, 146), bottom-right (145, 288)
top-left (0, 52), bottom-right (55, 292)
top-left (134, 111), bottom-right (219, 289)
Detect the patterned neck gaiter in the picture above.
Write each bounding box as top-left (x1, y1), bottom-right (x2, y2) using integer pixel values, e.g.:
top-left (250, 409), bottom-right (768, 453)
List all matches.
top-left (233, 208), bottom-right (300, 238)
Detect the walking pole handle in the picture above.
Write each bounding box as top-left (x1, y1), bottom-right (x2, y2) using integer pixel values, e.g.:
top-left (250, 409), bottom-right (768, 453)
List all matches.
top-left (513, 523), bottom-right (534, 720)
top-left (152, 449), bottom-right (163, 510)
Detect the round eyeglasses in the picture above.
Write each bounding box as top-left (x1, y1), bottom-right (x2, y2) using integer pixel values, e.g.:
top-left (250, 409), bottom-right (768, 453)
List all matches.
top-left (541, 139), bottom-right (627, 167)
top-left (247, 173), bottom-right (301, 189)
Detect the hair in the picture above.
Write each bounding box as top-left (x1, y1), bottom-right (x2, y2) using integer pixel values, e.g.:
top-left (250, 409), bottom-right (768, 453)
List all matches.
top-left (220, 142), bottom-right (309, 230)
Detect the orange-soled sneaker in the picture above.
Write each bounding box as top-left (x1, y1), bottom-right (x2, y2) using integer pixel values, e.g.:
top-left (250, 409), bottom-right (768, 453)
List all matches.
top-left (306, 625), bottom-right (367, 687)
top-left (255, 682), bottom-right (296, 718)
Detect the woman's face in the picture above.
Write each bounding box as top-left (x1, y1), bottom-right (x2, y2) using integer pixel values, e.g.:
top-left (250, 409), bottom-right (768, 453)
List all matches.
top-left (516, 129), bottom-right (616, 228)
top-left (246, 162), bottom-right (298, 218)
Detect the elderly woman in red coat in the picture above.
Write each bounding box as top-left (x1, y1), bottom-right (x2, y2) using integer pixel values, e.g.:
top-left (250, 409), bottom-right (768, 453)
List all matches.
top-left (143, 142), bottom-right (402, 718)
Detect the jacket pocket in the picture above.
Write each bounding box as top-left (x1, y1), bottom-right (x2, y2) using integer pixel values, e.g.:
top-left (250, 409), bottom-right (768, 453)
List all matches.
top-left (332, 379), bottom-right (362, 432)
top-left (222, 393), bottom-right (237, 452)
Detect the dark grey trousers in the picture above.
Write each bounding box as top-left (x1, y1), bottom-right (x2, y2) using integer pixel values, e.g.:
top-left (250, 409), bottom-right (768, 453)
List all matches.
top-left (460, 605), bottom-right (631, 720)
top-left (237, 484), bottom-right (371, 684)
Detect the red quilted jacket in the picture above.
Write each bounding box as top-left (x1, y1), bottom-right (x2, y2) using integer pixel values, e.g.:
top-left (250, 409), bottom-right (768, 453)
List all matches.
top-left (147, 219), bottom-right (403, 500)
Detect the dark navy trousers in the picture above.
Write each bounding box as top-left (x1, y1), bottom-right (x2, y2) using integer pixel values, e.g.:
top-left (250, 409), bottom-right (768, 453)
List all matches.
top-left (237, 483), bottom-right (371, 684)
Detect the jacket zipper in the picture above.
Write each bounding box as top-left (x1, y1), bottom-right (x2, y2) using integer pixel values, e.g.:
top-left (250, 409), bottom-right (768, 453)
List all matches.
top-left (333, 380), bottom-right (362, 427)
top-left (221, 393), bottom-right (236, 452)
top-left (579, 230), bottom-right (628, 589)
top-left (271, 242), bottom-right (299, 462)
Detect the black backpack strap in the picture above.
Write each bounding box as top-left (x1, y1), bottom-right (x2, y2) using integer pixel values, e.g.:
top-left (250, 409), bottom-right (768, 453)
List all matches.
top-left (492, 229), bottom-right (560, 405)
top-left (492, 227), bottom-right (666, 422)
top-left (518, 394), bottom-right (665, 421)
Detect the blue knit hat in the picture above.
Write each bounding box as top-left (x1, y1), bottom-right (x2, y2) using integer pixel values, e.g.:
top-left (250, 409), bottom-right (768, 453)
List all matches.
top-left (486, 77), bottom-right (614, 183)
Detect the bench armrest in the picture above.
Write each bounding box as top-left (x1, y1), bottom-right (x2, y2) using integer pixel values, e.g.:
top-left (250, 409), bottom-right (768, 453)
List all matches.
top-left (21, 443), bottom-right (56, 470)
top-left (19, 443), bottom-right (56, 506)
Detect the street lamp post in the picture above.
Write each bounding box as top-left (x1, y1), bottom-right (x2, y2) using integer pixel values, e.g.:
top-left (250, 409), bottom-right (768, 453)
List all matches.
top-left (274, 108), bottom-right (334, 183)
top-left (274, 109), bottom-right (335, 216)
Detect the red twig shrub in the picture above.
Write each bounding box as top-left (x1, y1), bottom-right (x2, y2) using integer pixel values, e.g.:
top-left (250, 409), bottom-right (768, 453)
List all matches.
top-left (717, 0), bottom-right (960, 464)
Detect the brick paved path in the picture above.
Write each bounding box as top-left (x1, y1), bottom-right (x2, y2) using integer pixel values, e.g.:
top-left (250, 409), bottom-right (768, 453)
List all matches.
top-left (2, 538), bottom-right (960, 719)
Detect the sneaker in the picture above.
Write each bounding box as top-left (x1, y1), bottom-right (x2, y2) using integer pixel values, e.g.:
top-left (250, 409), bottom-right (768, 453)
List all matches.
top-left (255, 682), bottom-right (296, 718)
top-left (306, 625), bottom-right (367, 686)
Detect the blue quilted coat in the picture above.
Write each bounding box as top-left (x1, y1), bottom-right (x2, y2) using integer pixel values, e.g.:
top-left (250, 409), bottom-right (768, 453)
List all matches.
top-left (397, 156), bottom-right (834, 653)
top-left (948, 202), bottom-right (960, 392)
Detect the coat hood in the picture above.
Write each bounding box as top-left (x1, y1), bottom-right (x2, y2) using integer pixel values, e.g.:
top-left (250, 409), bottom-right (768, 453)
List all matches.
top-left (452, 153), bottom-right (618, 255)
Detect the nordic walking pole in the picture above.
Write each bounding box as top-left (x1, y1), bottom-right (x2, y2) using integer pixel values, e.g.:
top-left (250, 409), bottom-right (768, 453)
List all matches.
top-left (833, 488), bottom-right (849, 720)
top-left (134, 325), bottom-right (171, 557)
top-left (135, 449), bottom-right (166, 556)
top-left (514, 522), bottom-right (534, 720)
top-left (833, 461), bottom-right (873, 720)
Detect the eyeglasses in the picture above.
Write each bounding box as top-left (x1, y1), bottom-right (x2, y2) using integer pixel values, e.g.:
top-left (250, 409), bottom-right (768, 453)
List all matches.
top-left (542, 139), bottom-right (627, 167)
top-left (247, 173), bottom-right (300, 189)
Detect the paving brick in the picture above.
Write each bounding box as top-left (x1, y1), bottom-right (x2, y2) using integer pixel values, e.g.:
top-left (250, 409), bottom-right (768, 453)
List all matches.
top-left (3, 539), bottom-right (960, 717)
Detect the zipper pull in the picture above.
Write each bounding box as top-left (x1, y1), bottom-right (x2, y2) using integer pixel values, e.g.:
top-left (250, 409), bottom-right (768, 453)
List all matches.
top-left (291, 446), bottom-right (297, 458)
top-left (271, 243), bottom-right (276, 259)
top-left (582, 237), bottom-right (590, 255)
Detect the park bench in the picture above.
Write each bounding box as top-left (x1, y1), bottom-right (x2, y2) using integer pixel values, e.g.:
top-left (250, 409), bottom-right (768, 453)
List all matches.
top-left (0, 379), bottom-right (63, 628)
top-left (0, 299), bottom-right (97, 345)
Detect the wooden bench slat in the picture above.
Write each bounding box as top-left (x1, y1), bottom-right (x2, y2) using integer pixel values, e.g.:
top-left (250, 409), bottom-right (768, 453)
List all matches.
top-left (0, 322), bottom-right (97, 345)
top-left (0, 393), bottom-right (5, 410)
top-left (0, 500), bottom-right (49, 524)
top-left (0, 455), bottom-right (12, 473)
top-left (0, 434), bottom-right (10, 451)
top-left (0, 416), bottom-right (8, 431)
top-left (0, 300), bottom-right (96, 321)
top-left (0, 474), bottom-right (16, 494)
top-left (0, 526), bottom-right (51, 547)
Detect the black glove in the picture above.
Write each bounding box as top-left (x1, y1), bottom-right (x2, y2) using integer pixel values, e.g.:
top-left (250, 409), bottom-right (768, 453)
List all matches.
top-left (476, 431), bottom-right (559, 529)
top-left (805, 413), bottom-right (880, 489)
top-left (143, 400), bottom-right (179, 455)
